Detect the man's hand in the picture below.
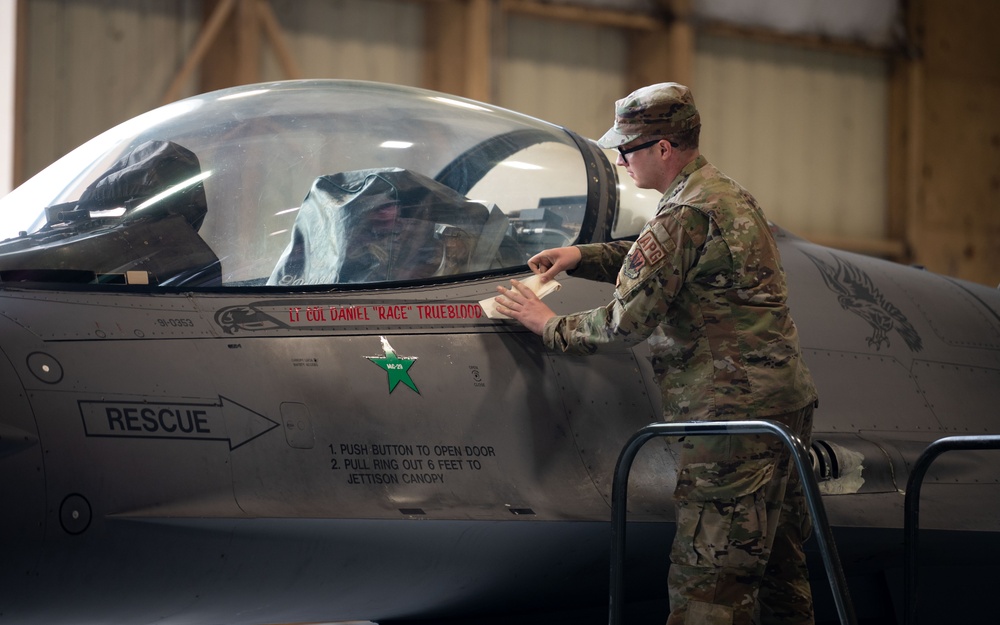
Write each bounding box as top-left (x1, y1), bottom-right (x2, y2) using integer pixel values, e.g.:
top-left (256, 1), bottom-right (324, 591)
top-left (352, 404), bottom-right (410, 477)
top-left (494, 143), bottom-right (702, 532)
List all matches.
top-left (494, 279), bottom-right (555, 336)
top-left (528, 246), bottom-right (582, 282)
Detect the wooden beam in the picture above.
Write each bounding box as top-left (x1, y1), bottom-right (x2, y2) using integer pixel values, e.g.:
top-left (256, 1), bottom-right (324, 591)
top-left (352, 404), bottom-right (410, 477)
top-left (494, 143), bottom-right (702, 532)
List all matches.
top-left (13, 0), bottom-right (28, 186)
top-left (465, 0), bottom-right (493, 102)
top-left (257, 0), bottom-right (302, 79)
top-left (902, 0), bottom-right (1000, 285)
top-left (903, 0), bottom-right (925, 251)
top-left (235, 0), bottom-right (261, 85)
top-left (799, 233), bottom-right (908, 261)
top-left (501, 0), bottom-right (662, 31)
top-left (423, 0), bottom-right (468, 96)
top-left (887, 26), bottom-right (919, 260)
top-left (699, 20), bottom-right (891, 59)
top-left (162, 0), bottom-right (236, 103)
top-left (163, 0), bottom-right (301, 104)
top-left (627, 0), bottom-right (692, 91)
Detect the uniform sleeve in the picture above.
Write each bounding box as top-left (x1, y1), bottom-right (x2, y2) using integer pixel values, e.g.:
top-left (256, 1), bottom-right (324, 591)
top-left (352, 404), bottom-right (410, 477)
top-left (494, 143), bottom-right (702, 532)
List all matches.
top-left (567, 241), bottom-right (634, 283)
top-left (543, 208), bottom-right (707, 354)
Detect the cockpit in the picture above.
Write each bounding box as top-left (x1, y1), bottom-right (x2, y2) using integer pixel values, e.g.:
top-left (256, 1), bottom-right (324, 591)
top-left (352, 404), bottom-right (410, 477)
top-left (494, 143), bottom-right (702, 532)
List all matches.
top-left (0, 80), bottom-right (654, 289)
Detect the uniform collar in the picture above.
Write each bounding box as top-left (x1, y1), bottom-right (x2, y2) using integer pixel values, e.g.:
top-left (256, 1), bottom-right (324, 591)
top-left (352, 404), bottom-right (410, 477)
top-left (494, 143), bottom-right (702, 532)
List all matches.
top-left (661, 154), bottom-right (708, 203)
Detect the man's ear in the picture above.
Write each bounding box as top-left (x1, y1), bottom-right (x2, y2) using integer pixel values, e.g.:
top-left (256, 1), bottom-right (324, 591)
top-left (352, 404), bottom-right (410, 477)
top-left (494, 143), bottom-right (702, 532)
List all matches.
top-left (657, 139), bottom-right (672, 160)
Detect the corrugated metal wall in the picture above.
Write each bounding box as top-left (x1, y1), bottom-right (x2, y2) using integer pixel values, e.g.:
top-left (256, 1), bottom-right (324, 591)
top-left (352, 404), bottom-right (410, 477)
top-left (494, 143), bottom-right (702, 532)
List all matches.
top-left (498, 14), bottom-right (626, 142)
top-left (260, 0), bottom-right (423, 85)
top-left (695, 35), bottom-right (888, 239)
top-left (22, 0), bottom-right (201, 179)
top-left (20, 0), bottom-right (889, 242)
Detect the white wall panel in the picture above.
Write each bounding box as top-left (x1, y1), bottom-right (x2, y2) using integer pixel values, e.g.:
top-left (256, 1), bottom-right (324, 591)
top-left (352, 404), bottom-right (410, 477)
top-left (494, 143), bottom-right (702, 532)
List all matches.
top-left (694, 35), bottom-right (888, 239)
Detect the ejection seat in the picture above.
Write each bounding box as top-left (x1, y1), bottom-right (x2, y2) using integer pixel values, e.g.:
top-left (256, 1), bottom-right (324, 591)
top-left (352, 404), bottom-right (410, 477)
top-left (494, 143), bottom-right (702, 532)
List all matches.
top-left (268, 167), bottom-right (511, 286)
top-left (0, 139), bottom-right (221, 286)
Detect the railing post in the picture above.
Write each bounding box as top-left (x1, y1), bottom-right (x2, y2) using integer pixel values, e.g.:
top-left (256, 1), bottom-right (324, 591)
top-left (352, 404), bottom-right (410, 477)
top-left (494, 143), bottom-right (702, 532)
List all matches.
top-left (609, 420), bottom-right (856, 625)
top-left (903, 435), bottom-right (1000, 625)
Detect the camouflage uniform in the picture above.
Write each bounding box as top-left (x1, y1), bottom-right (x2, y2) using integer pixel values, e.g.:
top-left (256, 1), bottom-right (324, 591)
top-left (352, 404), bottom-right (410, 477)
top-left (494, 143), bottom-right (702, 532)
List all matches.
top-left (542, 84), bottom-right (818, 624)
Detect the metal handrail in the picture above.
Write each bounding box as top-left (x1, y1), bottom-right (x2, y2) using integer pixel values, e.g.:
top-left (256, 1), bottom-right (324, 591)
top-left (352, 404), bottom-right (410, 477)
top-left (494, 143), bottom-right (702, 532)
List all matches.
top-left (903, 435), bottom-right (1000, 625)
top-left (609, 420), bottom-right (856, 625)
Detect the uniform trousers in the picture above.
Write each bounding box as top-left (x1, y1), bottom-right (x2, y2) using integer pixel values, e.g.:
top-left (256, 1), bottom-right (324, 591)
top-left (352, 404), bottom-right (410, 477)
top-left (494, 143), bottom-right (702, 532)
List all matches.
top-left (665, 403), bottom-right (815, 625)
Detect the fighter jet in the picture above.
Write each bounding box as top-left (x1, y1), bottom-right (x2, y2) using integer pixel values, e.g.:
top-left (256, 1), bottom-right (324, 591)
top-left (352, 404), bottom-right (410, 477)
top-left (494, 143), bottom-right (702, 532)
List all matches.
top-left (0, 80), bottom-right (997, 625)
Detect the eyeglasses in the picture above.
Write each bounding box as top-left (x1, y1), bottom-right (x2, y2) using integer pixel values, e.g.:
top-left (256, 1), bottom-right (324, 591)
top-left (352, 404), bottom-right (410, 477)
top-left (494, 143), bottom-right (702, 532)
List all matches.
top-left (617, 138), bottom-right (678, 161)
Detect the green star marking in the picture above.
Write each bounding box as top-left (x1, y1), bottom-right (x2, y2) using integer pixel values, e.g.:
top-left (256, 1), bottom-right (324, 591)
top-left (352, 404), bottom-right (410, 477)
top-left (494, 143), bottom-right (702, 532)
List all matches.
top-left (366, 338), bottom-right (419, 394)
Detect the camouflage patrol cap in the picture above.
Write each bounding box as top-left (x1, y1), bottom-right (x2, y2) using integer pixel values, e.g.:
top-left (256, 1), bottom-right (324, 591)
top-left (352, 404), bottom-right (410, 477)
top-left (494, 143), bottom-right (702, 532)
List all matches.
top-left (597, 82), bottom-right (701, 149)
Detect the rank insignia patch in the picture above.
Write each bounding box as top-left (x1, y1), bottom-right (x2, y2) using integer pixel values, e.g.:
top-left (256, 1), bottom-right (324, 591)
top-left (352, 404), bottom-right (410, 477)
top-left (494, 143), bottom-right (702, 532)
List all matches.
top-left (637, 231), bottom-right (666, 264)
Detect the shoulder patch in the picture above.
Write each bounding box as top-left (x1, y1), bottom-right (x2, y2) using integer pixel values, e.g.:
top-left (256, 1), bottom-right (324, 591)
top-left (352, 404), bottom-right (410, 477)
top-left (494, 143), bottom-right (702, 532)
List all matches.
top-left (637, 230), bottom-right (667, 264)
top-left (622, 246), bottom-right (646, 280)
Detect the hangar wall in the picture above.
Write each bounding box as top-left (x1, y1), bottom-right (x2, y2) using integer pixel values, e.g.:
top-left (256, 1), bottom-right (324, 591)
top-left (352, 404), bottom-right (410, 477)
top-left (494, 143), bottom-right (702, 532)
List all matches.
top-left (902, 0), bottom-right (1000, 286)
top-left (14, 0), bottom-right (999, 286)
top-left (19, 0), bottom-right (200, 181)
top-left (695, 35), bottom-right (887, 242)
top-left (0, 1), bottom-right (14, 196)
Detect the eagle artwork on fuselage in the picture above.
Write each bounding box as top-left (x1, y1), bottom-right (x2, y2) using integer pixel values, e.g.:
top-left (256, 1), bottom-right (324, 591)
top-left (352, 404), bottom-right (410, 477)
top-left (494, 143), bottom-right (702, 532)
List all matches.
top-left (802, 249), bottom-right (923, 352)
